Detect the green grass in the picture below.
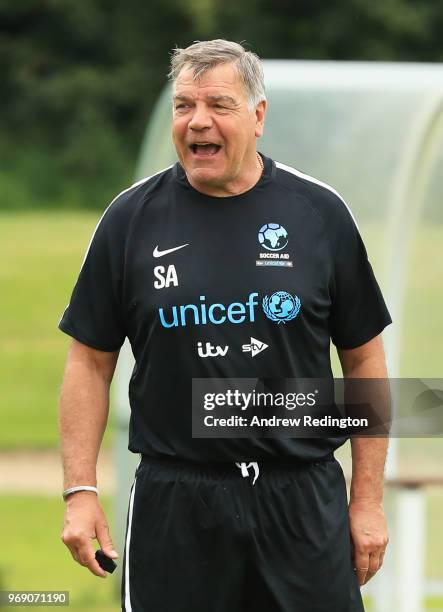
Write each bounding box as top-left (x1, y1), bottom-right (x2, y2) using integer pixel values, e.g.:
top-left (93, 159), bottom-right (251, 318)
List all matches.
top-left (330, 223), bottom-right (443, 377)
top-left (0, 495), bottom-right (120, 611)
top-left (0, 211), bottom-right (116, 449)
top-left (394, 224), bottom-right (443, 376)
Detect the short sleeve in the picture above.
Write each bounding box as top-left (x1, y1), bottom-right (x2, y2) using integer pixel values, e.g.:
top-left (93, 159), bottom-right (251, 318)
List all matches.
top-left (58, 207), bottom-right (126, 352)
top-left (329, 206), bottom-right (392, 350)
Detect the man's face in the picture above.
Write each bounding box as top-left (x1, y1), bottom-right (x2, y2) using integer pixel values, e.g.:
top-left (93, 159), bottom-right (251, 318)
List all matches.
top-left (172, 62), bottom-right (266, 192)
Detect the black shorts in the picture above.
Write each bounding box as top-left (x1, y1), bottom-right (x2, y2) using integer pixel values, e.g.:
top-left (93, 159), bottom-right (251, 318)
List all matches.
top-left (121, 454), bottom-right (364, 612)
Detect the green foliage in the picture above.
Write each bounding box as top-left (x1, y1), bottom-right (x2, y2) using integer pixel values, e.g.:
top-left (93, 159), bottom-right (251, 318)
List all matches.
top-left (1, 0), bottom-right (443, 209)
top-left (0, 0), bottom-right (195, 209)
top-left (212, 0), bottom-right (443, 61)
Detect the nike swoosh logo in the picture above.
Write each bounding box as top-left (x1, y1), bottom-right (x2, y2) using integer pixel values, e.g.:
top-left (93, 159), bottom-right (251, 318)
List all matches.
top-left (153, 243), bottom-right (189, 258)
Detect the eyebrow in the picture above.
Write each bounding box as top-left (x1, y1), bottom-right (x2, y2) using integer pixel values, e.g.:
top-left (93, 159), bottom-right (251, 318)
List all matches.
top-left (173, 94), bottom-right (238, 105)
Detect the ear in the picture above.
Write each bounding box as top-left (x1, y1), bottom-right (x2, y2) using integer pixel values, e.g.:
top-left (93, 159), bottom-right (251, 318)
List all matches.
top-left (254, 100), bottom-right (267, 138)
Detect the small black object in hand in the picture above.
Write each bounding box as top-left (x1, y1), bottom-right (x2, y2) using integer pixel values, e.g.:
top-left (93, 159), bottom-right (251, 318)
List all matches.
top-left (95, 549), bottom-right (117, 573)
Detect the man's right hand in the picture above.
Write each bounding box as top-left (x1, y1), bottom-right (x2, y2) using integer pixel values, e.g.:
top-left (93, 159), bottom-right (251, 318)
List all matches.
top-left (61, 491), bottom-right (119, 578)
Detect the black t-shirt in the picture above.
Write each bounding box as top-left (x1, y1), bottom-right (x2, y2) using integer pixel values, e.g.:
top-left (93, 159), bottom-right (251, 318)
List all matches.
top-left (59, 152), bottom-right (392, 462)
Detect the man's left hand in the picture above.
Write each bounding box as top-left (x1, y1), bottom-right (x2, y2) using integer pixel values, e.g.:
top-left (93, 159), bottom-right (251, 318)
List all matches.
top-left (348, 500), bottom-right (389, 586)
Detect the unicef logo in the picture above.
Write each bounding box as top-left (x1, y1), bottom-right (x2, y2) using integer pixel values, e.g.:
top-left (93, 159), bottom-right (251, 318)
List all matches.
top-left (258, 223), bottom-right (288, 251)
top-left (263, 291), bottom-right (301, 324)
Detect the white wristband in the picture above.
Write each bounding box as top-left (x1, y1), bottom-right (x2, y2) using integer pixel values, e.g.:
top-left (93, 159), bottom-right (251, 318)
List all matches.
top-left (62, 485), bottom-right (99, 501)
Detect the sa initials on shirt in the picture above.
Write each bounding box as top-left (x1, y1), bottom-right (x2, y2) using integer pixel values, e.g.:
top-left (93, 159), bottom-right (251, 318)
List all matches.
top-left (153, 265), bottom-right (179, 289)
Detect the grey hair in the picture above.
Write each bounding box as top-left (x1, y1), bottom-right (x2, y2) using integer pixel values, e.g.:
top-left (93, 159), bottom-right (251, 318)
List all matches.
top-left (168, 39), bottom-right (266, 110)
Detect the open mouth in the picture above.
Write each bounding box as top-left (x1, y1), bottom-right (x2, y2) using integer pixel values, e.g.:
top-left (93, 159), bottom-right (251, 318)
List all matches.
top-left (190, 143), bottom-right (222, 157)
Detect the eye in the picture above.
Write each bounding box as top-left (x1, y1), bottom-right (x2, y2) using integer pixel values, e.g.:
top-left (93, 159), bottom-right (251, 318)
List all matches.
top-left (175, 103), bottom-right (189, 110)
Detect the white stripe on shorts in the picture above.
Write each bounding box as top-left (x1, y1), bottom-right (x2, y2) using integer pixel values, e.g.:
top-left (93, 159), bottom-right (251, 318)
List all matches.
top-left (124, 474), bottom-right (138, 611)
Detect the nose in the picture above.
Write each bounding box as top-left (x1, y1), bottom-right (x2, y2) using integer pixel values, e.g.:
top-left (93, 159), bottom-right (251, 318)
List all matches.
top-left (188, 103), bottom-right (212, 131)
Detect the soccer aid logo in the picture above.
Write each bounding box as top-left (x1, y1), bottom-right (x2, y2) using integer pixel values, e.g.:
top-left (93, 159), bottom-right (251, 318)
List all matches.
top-left (258, 223), bottom-right (289, 251)
top-left (263, 291), bottom-right (301, 324)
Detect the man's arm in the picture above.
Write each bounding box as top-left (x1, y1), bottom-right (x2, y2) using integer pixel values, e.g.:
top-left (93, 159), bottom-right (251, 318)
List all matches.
top-left (59, 338), bottom-right (120, 578)
top-left (337, 334), bottom-right (389, 587)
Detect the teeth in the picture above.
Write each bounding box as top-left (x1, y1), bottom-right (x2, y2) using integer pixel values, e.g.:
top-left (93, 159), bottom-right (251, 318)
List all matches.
top-left (190, 143), bottom-right (221, 154)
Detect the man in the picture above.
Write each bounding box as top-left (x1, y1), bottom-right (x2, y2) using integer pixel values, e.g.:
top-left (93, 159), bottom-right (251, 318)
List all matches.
top-left (59, 39), bottom-right (391, 612)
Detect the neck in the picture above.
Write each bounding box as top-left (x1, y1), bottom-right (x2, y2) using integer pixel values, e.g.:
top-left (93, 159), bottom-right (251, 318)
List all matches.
top-left (185, 152), bottom-right (264, 197)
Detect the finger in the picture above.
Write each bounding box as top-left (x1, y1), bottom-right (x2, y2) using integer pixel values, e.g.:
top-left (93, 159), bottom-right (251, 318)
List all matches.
top-left (356, 567), bottom-right (369, 586)
top-left (364, 552), bottom-right (381, 584)
top-left (379, 550), bottom-right (385, 568)
top-left (75, 540), bottom-right (108, 578)
top-left (353, 551), bottom-right (370, 586)
top-left (96, 520), bottom-right (119, 559)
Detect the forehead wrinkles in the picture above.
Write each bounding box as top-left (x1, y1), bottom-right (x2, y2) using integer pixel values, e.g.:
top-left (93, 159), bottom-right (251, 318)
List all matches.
top-left (174, 82), bottom-right (238, 98)
top-left (173, 93), bottom-right (240, 106)
top-left (174, 66), bottom-right (246, 101)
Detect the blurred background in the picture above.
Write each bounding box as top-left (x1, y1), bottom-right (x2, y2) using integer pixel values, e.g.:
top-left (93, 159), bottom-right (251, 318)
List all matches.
top-left (0, 1), bottom-right (442, 610)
